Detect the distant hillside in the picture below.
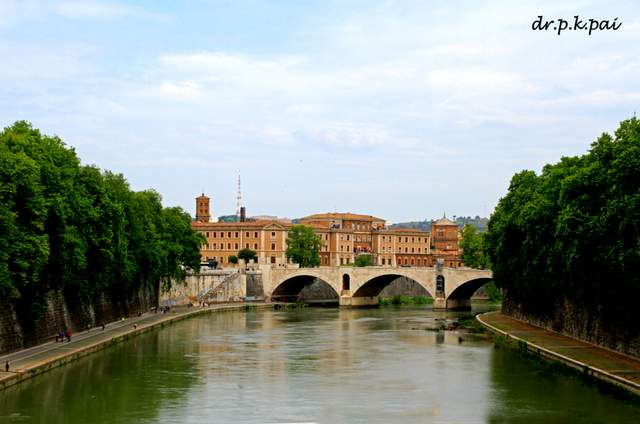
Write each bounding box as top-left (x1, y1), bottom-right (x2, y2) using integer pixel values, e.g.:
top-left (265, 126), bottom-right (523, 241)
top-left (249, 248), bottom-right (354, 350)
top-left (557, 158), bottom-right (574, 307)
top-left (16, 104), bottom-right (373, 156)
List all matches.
top-left (390, 216), bottom-right (488, 232)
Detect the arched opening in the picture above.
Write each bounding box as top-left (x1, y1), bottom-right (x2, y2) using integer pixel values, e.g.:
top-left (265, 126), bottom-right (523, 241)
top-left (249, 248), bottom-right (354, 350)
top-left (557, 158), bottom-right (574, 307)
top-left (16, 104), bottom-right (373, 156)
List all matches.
top-left (271, 275), bottom-right (339, 305)
top-left (342, 274), bottom-right (350, 291)
top-left (353, 274), bottom-right (433, 299)
top-left (447, 277), bottom-right (493, 300)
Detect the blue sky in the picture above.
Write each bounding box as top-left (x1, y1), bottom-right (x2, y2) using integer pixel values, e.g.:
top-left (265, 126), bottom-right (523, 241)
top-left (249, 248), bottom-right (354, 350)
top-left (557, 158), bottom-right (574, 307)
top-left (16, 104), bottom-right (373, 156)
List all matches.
top-left (1, 1), bottom-right (638, 222)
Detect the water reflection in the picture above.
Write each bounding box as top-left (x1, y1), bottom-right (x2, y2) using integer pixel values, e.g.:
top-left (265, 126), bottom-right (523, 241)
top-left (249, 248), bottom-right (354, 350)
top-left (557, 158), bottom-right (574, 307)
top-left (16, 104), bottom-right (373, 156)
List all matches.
top-left (1, 305), bottom-right (639, 423)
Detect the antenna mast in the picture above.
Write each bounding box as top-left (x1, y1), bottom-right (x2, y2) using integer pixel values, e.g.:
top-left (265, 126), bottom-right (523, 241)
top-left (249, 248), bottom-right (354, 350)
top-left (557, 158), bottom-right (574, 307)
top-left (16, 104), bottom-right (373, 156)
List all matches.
top-left (236, 172), bottom-right (242, 219)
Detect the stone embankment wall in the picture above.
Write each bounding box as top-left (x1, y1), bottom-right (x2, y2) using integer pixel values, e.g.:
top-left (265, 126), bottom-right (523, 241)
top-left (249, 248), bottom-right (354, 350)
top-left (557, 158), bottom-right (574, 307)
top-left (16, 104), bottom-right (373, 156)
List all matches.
top-left (0, 288), bottom-right (156, 355)
top-left (160, 270), bottom-right (254, 306)
top-left (503, 299), bottom-right (640, 359)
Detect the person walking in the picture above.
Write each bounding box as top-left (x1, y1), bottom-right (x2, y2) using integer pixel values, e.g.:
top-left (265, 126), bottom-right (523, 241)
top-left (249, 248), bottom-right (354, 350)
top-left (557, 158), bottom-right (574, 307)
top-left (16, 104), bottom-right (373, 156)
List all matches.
top-left (66, 329), bottom-right (72, 342)
top-left (5, 361), bottom-right (8, 372)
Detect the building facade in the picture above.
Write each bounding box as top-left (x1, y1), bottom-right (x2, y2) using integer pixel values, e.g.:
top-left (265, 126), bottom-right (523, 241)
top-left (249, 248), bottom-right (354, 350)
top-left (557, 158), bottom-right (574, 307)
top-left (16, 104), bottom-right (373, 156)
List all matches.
top-left (192, 195), bottom-right (461, 267)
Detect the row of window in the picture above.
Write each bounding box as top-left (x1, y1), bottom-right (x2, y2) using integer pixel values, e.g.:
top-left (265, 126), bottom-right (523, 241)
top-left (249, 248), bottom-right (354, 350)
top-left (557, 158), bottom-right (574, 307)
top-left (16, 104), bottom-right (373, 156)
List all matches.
top-left (202, 231), bottom-right (278, 239)
top-left (381, 246), bottom-right (427, 254)
top-left (203, 242), bottom-right (278, 251)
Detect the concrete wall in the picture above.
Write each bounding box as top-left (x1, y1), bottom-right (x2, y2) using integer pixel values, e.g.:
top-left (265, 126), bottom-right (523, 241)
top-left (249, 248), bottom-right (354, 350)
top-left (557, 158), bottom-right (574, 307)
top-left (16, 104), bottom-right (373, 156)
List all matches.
top-left (0, 287), bottom-right (156, 355)
top-left (504, 298), bottom-right (640, 359)
top-left (159, 270), bottom-right (246, 306)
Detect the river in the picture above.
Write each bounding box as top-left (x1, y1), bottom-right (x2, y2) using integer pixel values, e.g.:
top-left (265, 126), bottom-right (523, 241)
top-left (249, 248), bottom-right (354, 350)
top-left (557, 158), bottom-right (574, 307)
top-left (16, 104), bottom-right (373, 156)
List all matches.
top-left (1, 305), bottom-right (639, 423)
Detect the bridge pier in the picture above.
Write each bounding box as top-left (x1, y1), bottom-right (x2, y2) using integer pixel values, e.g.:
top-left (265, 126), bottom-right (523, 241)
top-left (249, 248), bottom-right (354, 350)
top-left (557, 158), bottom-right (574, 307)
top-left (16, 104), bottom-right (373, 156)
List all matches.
top-left (433, 298), bottom-right (471, 311)
top-left (339, 294), bottom-right (378, 308)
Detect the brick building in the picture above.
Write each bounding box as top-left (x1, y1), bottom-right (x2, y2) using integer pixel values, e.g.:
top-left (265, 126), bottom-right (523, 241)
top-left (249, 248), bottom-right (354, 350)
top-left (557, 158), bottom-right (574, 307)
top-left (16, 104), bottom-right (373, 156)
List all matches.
top-left (191, 194), bottom-right (461, 267)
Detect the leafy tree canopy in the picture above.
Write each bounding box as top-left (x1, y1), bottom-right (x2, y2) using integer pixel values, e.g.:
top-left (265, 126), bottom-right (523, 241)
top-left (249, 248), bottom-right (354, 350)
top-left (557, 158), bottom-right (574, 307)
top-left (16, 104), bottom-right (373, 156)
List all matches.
top-left (355, 254), bottom-right (374, 267)
top-left (238, 248), bottom-right (257, 263)
top-left (0, 121), bottom-right (204, 327)
top-left (484, 117), bottom-right (640, 334)
top-left (285, 225), bottom-right (322, 267)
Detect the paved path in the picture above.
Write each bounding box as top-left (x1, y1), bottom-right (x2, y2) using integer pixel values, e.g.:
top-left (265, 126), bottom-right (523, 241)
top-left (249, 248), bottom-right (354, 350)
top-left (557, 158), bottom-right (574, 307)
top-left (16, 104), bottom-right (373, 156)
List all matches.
top-left (478, 311), bottom-right (640, 394)
top-left (0, 303), bottom-right (256, 390)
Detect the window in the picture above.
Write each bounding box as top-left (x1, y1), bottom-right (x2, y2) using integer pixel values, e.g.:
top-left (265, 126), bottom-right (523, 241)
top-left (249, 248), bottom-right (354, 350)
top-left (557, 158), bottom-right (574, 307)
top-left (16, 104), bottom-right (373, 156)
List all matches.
top-left (411, 259), bottom-right (415, 265)
top-left (213, 232), bottom-right (217, 238)
top-left (418, 247), bottom-right (421, 253)
top-left (405, 247), bottom-right (408, 253)
top-left (271, 243), bottom-right (276, 250)
top-left (245, 232), bottom-right (249, 237)
top-left (235, 243), bottom-right (238, 249)
top-left (382, 258), bottom-right (386, 265)
top-left (227, 232), bottom-right (231, 238)
top-left (405, 237), bottom-right (408, 242)
top-left (404, 258), bottom-right (408, 265)
top-left (271, 231), bottom-right (276, 237)
top-left (213, 243), bottom-right (217, 249)
top-left (254, 232), bottom-right (258, 238)
top-left (206, 231), bottom-right (209, 237)
top-left (270, 256), bottom-right (276, 264)
top-left (412, 237), bottom-right (414, 243)
top-left (411, 248), bottom-right (414, 253)
top-left (347, 235), bottom-right (350, 241)
top-left (220, 232), bottom-right (223, 238)
top-left (227, 243), bottom-right (231, 250)
top-left (367, 235), bottom-right (371, 241)
top-left (254, 243), bottom-right (258, 249)
top-left (235, 232), bottom-right (239, 238)
top-left (382, 236), bottom-right (386, 241)
top-left (245, 243), bottom-right (249, 248)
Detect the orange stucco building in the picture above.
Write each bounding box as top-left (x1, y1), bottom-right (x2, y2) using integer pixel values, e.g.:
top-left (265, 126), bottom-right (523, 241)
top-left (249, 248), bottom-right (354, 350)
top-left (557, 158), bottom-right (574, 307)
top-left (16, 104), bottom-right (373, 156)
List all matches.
top-left (191, 194), bottom-right (461, 267)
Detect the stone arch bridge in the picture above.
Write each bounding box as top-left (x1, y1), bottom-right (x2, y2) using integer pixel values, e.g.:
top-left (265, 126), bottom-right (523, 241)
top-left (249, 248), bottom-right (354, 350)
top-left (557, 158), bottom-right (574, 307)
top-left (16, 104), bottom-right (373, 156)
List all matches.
top-left (261, 266), bottom-right (492, 310)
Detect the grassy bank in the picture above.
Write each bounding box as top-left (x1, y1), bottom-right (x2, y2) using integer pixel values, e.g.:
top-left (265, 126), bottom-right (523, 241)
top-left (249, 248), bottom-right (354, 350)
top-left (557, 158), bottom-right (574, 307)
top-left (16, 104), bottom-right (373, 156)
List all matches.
top-left (378, 295), bottom-right (433, 306)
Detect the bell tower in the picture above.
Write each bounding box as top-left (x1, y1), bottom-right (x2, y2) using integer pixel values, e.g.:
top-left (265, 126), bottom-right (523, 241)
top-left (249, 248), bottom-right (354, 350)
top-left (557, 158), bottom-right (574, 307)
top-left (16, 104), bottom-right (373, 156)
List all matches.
top-left (195, 193), bottom-right (211, 223)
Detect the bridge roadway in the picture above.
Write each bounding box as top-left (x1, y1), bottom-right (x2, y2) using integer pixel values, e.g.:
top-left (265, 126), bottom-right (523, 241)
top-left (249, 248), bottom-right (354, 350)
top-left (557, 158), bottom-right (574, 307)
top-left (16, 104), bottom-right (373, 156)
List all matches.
top-left (261, 265), bottom-right (492, 310)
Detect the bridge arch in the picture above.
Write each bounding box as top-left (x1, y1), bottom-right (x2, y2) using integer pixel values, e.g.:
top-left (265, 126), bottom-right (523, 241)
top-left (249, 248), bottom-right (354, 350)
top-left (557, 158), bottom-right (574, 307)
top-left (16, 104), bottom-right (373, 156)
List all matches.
top-left (447, 277), bottom-right (493, 300)
top-left (353, 273), bottom-right (433, 298)
top-left (271, 273), bottom-right (339, 303)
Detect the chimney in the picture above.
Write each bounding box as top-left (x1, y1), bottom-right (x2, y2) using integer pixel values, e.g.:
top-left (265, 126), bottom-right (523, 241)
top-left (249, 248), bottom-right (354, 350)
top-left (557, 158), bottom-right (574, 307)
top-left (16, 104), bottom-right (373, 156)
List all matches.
top-left (240, 206), bottom-right (246, 222)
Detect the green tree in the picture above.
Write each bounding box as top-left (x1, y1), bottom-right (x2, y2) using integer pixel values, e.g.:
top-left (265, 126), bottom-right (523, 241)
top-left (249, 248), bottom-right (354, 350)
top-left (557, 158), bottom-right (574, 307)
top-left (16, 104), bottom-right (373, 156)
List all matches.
top-left (228, 255), bottom-right (238, 264)
top-left (285, 225), bottom-right (322, 267)
top-left (460, 224), bottom-right (488, 268)
top-left (355, 254), bottom-right (374, 267)
top-left (0, 121), bottom-right (204, 332)
top-left (238, 248), bottom-right (257, 263)
top-left (485, 116), bottom-right (640, 346)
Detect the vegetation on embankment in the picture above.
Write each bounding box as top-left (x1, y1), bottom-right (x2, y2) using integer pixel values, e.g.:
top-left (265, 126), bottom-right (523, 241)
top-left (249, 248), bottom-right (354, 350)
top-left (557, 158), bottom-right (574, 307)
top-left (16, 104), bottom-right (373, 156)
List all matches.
top-left (484, 117), bottom-right (640, 356)
top-left (0, 121), bottom-right (204, 341)
top-left (378, 295), bottom-right (433, 306)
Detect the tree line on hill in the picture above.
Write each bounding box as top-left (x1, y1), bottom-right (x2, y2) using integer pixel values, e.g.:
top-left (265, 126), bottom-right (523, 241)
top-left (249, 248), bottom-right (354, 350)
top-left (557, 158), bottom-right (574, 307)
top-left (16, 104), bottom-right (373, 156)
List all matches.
top-left (484, 117), bottom-right (640, 351)
top-left (0, 121), bottom-right (204, 332)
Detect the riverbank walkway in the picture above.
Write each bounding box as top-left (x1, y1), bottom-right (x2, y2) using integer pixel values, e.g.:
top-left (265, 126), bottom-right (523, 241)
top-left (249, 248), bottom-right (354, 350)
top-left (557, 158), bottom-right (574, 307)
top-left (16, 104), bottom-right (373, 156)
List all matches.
top-left (0, 303), bottom-right (255, 391)
top-left (478, 311), bottom-right (640, 394)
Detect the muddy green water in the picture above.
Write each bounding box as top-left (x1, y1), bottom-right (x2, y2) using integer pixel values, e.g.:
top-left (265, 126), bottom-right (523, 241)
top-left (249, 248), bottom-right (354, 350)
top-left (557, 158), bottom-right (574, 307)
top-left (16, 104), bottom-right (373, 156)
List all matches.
top-left (1, 306), bottom-right (639, 423)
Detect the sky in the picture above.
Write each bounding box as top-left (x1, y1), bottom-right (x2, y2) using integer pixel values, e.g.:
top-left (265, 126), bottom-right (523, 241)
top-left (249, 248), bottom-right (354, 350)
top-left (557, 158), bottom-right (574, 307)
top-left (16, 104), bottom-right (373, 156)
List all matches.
top-left (1, 0), bottom-right (638, 223)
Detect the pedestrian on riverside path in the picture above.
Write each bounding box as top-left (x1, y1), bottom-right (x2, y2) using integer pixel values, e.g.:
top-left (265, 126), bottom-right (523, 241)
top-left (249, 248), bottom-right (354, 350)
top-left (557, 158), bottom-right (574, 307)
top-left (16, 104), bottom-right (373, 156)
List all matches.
top-left (5, 361), bottom-right (8, 372)
top-left (66, 329), bottom-right (72, 342)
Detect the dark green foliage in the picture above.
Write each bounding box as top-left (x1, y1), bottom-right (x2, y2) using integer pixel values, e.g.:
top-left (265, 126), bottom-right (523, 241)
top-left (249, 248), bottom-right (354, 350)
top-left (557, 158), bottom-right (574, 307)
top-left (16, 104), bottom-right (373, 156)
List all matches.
top-left (0, 121), bottom-right (204, 326)
top-left (237, 248), bottom-right (257, 263)
top-left (285, 225), bottom-right (322, 267)
top-left (460, 224), bottom-right (489, 268)
top-left (378, 295), bottom-right (433, 306)
top-left (228, 255), bottom-right (238, 264)
top-left (354, 254), bottom-right (373, 267)
top-left (485, 117), bottom-right (640, 337)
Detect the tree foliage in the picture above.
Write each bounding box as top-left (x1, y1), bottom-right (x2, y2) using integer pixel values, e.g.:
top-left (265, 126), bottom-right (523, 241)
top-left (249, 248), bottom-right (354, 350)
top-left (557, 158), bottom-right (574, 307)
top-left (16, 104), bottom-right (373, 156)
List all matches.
top-left (0, 121), bottom-right (204, 326)
top-left (460, 224), bottom-right (488, 268)
top-left (485, 117), bottom-right (640, 335)
top-left (285, 225), bottom-right (322, 267)
top-left (228, 255), bottom-right (238, 264)
top-left (355, 254), bottom-right (374, 267)
top-left (237, 248), bottom-right (257, 263)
